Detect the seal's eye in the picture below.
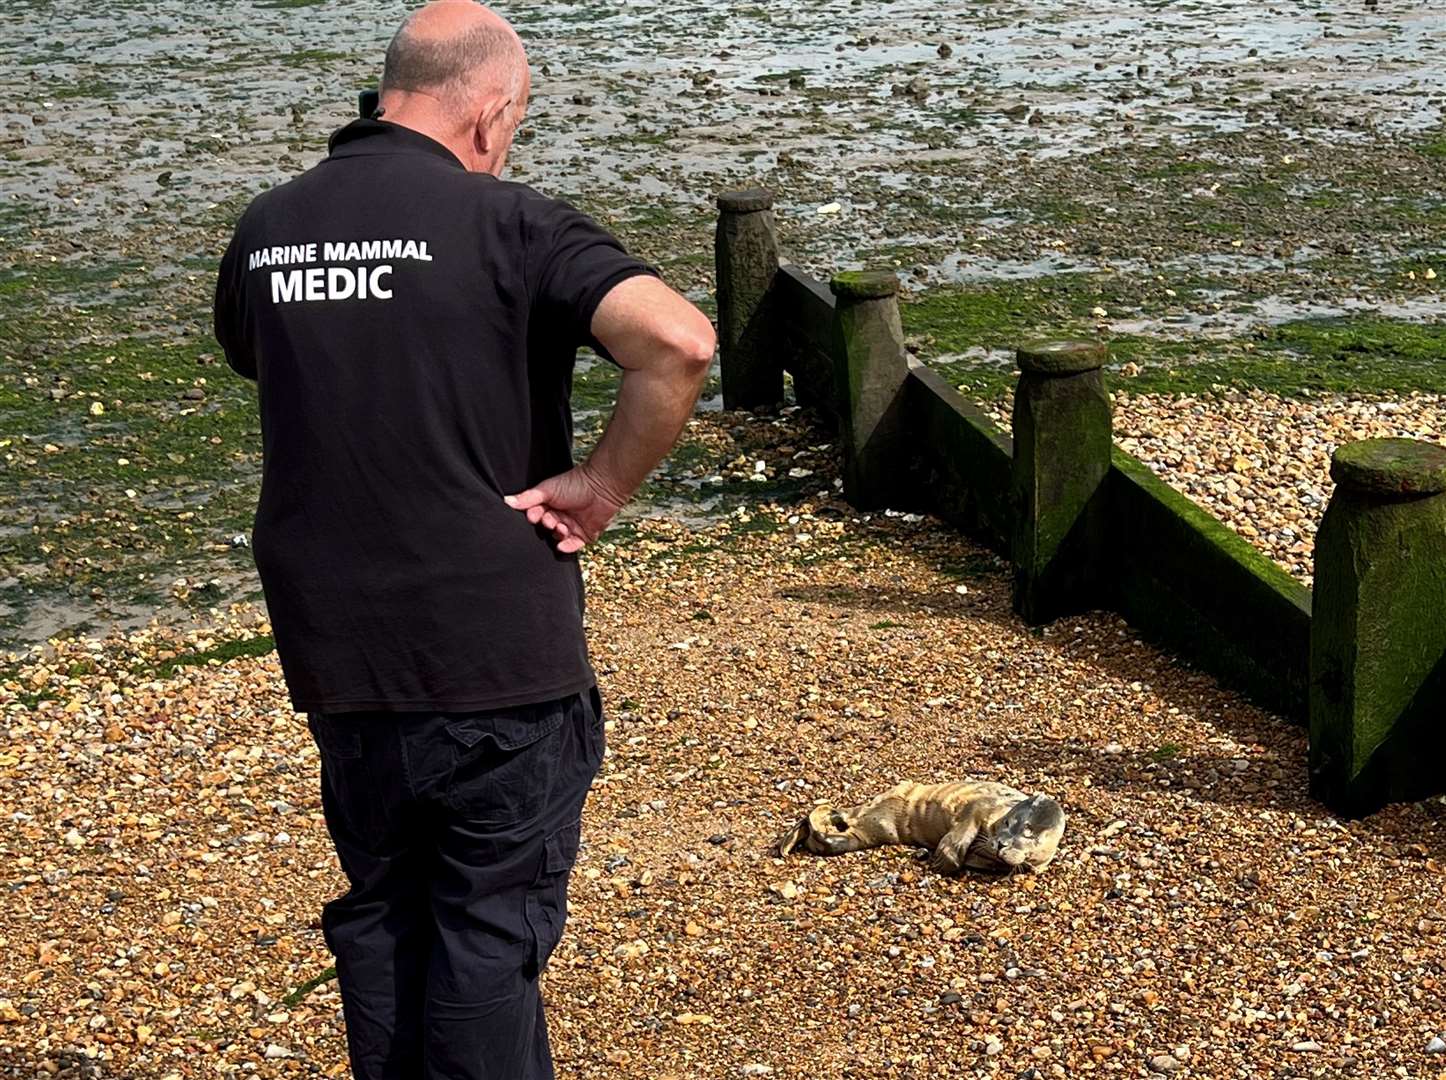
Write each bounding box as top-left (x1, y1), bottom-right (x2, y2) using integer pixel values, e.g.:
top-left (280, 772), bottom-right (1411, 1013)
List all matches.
top-left (830, 812), bottom-right (849, 833)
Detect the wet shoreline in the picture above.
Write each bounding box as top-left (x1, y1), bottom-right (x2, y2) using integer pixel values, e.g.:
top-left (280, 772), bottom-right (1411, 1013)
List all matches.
top-left (1, 0), bottom-right (1443, 646)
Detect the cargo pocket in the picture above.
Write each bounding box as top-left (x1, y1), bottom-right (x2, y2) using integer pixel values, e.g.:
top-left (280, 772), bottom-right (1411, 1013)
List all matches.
top-left (524, 818), bottom-right (582, 976)
top-left (443, 701), bottom-right (567, 825)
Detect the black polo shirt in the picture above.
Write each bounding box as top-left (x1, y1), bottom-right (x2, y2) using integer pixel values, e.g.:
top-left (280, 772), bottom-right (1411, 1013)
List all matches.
top-left (213, 119), bottom-right (657, 713)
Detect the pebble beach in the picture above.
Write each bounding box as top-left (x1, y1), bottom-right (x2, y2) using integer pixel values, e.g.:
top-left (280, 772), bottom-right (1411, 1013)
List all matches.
top-left (4, 412), bottom-right (1446, 1079)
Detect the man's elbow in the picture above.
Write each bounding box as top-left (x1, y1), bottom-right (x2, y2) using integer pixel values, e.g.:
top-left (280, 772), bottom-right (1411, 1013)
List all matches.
top-left (670, 318), bottom-right (716, 379)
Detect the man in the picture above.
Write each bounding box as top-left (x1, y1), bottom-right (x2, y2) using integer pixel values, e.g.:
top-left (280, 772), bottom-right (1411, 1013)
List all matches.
top-left (212, 3), bottom-right (714, 1077)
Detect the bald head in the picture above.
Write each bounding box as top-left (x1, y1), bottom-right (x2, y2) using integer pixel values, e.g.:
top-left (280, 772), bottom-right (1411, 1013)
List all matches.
top-left (381, 2), bottom-right (528, 118)
top-left (378, 2), bottom-right (530, 175)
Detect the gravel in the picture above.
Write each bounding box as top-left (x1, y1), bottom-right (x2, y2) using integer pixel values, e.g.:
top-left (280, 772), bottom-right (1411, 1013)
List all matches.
top-left (984, 389), bottom-right (1446, 584)
top-left (3, 415), bottom-right (1445, 1077)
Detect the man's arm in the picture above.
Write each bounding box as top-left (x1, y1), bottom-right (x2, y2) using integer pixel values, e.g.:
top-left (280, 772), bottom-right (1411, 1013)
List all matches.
top-left (505, 275), bottom-right (714, 552)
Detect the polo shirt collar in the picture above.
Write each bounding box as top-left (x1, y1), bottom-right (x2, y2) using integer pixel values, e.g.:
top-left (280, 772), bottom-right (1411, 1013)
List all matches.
top-left (327, 118), bottom-right (468, 170)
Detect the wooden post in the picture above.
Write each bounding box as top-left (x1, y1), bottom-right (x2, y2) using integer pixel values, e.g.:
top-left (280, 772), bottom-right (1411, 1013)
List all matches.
top-left (715, 188), bottom-right (782, 410)
top-left (1010, 340), bottom-right (1112, 624)
top-left (828, 270), bottom-right (911, 509)
top-left (1310, 437), bottom-right (1446, 816)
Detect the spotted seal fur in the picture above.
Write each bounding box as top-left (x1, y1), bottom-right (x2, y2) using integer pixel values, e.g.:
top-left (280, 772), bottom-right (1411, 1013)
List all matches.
top-left (775, 780), bottom-right (1066, 875)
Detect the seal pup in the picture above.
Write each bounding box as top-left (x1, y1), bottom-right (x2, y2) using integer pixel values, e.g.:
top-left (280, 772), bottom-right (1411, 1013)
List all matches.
top-left (775, 780), bottom-right (1066, 876)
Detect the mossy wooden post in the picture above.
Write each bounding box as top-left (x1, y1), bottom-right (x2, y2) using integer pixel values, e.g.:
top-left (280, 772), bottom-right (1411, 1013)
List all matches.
top-left (829, 270), bottom-right (909, 509)
top-left (1309, 438), bottom-right (1446, 816)
top-left (715, 188), bottom-right (782, 410)
top-left (1010, 340), bottom-right (1111, 624)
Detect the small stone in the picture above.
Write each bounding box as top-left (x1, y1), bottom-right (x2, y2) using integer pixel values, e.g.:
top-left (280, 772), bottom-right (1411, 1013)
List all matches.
top-left (1147, 1054), bottom-right (1181, 1074)
top-left (263, 1044), bottom-right (292, 1059)
top-left (1426, 1036), bottom-right (1446, 1054)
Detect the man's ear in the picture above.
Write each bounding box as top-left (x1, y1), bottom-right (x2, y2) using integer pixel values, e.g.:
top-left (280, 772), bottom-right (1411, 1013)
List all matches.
top-left (472, 105), bottom-right (494, 159)
top-left (474, 95), bottom-right (513, 149)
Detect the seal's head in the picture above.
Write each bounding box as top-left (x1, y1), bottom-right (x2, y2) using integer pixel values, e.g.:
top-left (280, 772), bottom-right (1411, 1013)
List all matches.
top-left (775, 804), bottom-right (856, 856)
top-left (979, 794), bottom-right (1066, 872)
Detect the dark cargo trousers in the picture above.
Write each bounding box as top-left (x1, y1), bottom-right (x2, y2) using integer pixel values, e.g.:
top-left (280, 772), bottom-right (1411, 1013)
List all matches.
top-left (307, 687), bottom-right (605, 1080)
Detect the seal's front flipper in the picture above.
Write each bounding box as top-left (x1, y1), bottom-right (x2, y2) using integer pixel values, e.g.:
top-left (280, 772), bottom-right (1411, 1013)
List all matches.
top-left (926, 848), bottom-right (962, 876)
top-left (928, 819), bottom-right (980, 877)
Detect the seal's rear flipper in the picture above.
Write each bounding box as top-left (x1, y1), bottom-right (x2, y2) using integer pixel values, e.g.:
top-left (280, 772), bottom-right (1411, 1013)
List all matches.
top-left (775, 817), bottom-right (811, 856)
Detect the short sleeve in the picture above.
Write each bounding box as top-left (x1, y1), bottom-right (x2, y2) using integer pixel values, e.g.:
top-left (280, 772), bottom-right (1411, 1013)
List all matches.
top-left (530, 200), bottom-right (660, 359)
top-left (213, 225), bottom-right (256, 380)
